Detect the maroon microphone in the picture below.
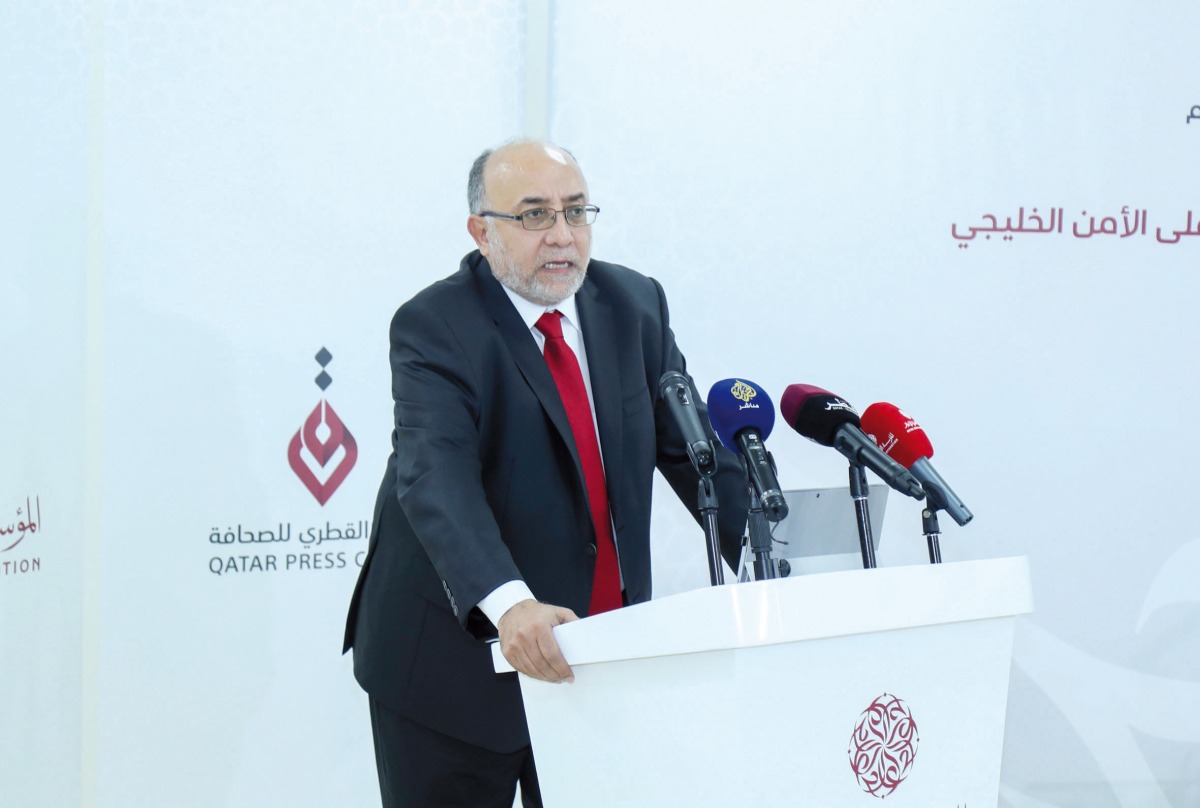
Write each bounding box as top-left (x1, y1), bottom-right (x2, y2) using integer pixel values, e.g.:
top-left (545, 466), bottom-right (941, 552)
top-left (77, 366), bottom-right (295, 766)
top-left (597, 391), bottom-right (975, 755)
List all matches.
top-left (779, 384), bottom-right (924, 500)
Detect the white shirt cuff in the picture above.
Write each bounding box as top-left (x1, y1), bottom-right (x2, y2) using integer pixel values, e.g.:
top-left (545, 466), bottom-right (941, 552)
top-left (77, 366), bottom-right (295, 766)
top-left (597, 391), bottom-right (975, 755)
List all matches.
top-left (478, 580), bottom-right (536, 628)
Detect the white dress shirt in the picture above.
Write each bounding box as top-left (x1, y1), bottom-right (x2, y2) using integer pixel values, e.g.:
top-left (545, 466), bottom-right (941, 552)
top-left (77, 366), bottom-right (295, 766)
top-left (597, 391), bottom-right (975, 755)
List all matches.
top-left (477, 284), bottom-right (616, 628)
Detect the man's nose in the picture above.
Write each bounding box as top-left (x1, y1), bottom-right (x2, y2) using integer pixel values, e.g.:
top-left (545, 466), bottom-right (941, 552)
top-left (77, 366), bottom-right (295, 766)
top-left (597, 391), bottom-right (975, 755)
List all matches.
top-left (543, 212), bottom-right (574, 245)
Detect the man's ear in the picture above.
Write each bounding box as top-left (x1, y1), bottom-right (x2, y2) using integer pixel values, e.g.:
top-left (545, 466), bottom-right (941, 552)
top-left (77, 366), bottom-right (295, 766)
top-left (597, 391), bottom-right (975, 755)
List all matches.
top-left (467, 215), bottom-right (491, 256)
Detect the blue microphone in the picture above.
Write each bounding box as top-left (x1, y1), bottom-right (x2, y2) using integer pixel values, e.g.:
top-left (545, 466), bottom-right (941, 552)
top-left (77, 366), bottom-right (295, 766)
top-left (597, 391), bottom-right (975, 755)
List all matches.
top-left (707, 378), bottom-right (788, 522)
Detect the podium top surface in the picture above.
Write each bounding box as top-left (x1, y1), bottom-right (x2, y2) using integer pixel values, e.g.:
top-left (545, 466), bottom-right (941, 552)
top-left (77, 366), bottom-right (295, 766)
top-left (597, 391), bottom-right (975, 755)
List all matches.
top-left (493, 556), bottom-right (1032, 673)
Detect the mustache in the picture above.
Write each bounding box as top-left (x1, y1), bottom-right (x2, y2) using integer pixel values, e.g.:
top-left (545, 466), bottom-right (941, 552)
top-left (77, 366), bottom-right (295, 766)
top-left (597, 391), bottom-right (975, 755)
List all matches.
top-left (540, 252), bottom-right (581, 264)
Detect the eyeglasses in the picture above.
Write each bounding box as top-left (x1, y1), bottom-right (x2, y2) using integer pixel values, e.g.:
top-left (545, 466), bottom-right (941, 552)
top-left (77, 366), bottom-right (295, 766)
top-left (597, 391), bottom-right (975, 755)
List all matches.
top-left (479, 204), bottom-right (600, 231)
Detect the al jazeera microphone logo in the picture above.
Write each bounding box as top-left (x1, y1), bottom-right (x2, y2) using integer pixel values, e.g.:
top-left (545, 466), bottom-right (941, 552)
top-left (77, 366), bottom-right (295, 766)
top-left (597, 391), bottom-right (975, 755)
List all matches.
top-left (288, 347), bottom-right (358, 505)
top-left (730, 379), bottom-right (760, 410)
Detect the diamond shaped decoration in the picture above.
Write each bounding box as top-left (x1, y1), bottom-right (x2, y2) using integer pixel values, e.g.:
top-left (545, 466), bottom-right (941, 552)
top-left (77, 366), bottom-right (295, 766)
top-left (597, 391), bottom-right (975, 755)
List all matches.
top-left (315, 371), bottom-right (332, 390)
top-left (315, 347), bottom-right (332, 367)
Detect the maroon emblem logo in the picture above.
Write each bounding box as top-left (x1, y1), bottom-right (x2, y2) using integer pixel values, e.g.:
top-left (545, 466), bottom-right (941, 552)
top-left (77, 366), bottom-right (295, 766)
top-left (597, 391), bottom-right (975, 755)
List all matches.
top-left (848, 693), bottom-right (920, 798)
top-left (288, 348), bottom-right (357, 505)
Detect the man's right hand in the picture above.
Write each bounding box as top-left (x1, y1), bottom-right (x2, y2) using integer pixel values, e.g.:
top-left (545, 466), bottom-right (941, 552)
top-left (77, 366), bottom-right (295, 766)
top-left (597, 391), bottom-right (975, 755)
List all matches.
top-left (497, 599), bottom-right (579, 683)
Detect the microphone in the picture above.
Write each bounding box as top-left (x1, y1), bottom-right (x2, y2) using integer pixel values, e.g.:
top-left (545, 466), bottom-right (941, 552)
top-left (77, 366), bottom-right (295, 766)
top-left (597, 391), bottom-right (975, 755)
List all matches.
top-left (861, 403), bottom-right (974, 526)
top-left (658, 371), bottom-right (716, 477)
top-left (778, 384), bottom-right (925, 501)
top-left (706, 378), bottom-right (789, 522)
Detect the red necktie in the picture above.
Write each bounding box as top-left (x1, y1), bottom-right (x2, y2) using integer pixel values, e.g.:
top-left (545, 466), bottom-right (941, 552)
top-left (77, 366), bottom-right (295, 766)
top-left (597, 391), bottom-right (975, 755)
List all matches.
top-left (535, 310), bottom-right (622, 615)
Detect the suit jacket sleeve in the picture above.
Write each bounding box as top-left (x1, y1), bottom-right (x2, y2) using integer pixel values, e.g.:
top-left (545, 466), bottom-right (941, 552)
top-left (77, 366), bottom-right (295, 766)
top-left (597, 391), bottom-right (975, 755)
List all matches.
top-left (384, 296), bottom-right (524, 629)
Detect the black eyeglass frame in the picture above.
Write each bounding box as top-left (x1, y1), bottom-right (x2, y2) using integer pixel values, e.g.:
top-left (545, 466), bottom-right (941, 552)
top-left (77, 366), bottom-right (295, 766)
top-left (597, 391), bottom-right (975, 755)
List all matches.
top-left (478, 204), bottom-right (600, 230)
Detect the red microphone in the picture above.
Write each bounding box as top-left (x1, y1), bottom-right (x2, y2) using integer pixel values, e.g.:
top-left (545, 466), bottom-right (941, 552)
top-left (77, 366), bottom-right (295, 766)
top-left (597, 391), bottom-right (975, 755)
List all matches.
top-left (861, 403), bottom-right (974, 526)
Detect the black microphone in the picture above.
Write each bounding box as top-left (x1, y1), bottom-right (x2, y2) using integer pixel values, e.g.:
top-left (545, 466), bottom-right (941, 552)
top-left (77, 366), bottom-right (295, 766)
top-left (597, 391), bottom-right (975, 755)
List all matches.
top-left (706, 378), bottom-right (789, 522)
top-left (658, 371), bottom-right (717, 477)
top-left (779, 384), bottom-right (925, 501)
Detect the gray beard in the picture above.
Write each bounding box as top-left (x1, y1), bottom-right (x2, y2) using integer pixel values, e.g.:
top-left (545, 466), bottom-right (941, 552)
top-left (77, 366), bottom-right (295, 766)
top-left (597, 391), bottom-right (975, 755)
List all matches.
top-left (487, 234), bottom-right (588, 306)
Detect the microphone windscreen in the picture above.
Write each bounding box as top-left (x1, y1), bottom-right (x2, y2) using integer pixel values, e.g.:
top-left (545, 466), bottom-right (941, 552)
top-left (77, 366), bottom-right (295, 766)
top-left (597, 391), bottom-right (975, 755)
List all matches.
top-left (778, 383), bottom-right (860, 446)
top-left (860, 402), bottom-right (935, 468)
top-left (706, 378), bottom-right (775, 451)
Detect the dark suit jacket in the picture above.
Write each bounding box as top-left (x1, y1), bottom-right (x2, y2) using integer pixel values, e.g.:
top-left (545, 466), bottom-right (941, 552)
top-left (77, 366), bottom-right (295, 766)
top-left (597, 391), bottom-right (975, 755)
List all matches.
top-left (344, 251), bottom-right (748, 753)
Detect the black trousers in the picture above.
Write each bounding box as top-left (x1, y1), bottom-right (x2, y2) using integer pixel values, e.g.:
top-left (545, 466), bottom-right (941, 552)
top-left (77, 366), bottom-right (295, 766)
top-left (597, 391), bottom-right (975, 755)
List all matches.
top-left (369, 697), bottom-right (543, 808)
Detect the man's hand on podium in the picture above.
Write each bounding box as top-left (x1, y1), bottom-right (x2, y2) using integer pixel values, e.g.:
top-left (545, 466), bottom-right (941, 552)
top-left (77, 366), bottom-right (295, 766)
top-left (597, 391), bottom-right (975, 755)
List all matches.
top-left (498, 599), bottom-right (578, 683)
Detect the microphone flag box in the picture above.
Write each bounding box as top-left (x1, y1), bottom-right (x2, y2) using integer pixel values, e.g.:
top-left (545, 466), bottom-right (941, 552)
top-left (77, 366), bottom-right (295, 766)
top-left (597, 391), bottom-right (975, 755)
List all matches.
top-left (769, 485), bottom-right (889, 574)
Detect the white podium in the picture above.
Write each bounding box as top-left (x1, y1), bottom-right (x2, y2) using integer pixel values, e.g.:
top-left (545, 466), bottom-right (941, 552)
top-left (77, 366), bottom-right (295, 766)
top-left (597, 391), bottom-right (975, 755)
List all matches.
top-left (493, 557), bottom-right (1033, 807)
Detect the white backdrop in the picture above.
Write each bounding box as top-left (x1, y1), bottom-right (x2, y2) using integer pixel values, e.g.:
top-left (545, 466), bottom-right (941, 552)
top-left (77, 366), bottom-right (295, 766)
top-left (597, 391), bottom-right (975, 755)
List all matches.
top-left (3, 1), bottom-right (1198, 807)
top-left (1, 3), bottom-right (90, 807)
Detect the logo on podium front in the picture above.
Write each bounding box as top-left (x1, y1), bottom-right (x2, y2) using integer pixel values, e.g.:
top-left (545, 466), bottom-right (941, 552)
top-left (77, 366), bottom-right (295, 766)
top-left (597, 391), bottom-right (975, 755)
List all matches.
top-left (287, 347), bottom-right (358, 506)
top-left (848, 693), bottom-right (920, 798)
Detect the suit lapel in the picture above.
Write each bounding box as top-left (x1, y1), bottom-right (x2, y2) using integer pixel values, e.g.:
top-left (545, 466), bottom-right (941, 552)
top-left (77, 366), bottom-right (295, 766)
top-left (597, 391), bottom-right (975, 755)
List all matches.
top-left (576, 279), bottom-right (624, 523)
top-left (471, 255), bottom-right (587, 488)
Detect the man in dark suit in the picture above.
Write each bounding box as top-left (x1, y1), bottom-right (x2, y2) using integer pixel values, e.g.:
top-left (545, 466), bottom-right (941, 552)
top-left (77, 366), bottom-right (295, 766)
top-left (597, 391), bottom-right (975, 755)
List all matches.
top-left (344, 139), bottom-right (748, 807)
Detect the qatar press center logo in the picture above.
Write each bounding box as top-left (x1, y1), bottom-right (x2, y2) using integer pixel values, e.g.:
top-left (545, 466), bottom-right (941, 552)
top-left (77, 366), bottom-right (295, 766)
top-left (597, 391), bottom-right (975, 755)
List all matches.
top-left (206, 347), bottom-right (370, 578)
top-left (848, 693), bottom-right (920, 799)
top-left (288, 347), bottom-right (358, 505)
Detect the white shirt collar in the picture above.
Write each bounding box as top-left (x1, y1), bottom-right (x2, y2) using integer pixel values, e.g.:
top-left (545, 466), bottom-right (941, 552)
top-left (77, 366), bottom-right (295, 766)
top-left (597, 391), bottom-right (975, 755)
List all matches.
top-left (499, 284), bottom-right (582, 336)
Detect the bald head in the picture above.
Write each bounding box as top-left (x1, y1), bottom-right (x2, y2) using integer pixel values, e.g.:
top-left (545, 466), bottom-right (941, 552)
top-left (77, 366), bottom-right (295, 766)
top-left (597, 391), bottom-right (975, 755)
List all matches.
top-left (467, 139), bottom-right (582, 214)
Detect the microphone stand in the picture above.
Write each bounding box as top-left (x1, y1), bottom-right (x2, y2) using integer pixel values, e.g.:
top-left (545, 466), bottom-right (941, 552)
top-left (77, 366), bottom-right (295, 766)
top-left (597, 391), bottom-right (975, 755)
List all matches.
top-left (697, 476), bottom-right (725, 585)
top-left (848, 464), bottom-right (877, 569)
top-left (921, 506), bottom-right (943, 564)
top-left (745, 488), bottom-right (777, 581)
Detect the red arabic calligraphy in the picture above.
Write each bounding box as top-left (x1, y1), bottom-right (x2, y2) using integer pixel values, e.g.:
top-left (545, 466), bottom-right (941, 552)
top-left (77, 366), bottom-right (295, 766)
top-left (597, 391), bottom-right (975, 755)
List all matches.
top-left (952, 206), bottom-right (1200, 247)
top-left (1, 496), bottom-right (42, 553)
